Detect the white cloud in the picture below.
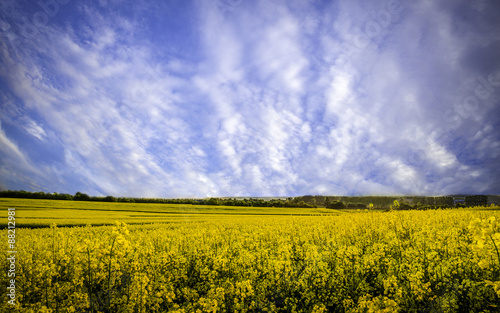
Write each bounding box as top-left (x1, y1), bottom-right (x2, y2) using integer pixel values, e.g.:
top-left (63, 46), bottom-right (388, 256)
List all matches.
top-left (24, 119), bottom-right (47, 141)
top-left (1, 0), bottom-right (499, 196)
top-left (0, 123), bottom-right (31, 167)
top-left (0, 122), bottom-right (44, 191)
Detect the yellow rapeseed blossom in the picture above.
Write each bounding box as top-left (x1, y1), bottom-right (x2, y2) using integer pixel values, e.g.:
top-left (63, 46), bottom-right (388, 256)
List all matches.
top-left (2, 206), bottom-right (500, 312)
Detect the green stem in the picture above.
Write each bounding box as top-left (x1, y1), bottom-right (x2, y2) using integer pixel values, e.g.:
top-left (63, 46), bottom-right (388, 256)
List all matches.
top-left (489, 234), bottom-right (500, 267)
top-left (45, 279), bottom-right (49, 309)
top-left (87, 247), bottom-right (93, 313)
top-left (107, 238), bottom-right (116, 312)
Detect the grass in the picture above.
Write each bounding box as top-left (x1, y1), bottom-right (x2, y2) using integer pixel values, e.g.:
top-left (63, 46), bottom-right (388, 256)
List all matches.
top-left (0, 198), bottom-right (345, 228)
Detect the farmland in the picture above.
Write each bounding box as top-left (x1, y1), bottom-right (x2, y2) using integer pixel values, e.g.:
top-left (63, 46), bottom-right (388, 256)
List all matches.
top-left (2, 198), bottom-right (500, 312)
top-left (0, 198), bottom-right (343, 228)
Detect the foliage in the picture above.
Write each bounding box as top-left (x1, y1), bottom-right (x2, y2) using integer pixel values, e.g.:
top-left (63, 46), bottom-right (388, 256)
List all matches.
top-left (0, 191), bottom-right (317, 208)
top-left (347, 203), bottom-right (367, 209)
top-left (1, 191), bottom-right (495, 210)
top-left (466, 195), bottom-right (489, 207)
top-left (293, 195), bottom-right (468, 209)
top-left (326, 201), bottom-right (345, 210)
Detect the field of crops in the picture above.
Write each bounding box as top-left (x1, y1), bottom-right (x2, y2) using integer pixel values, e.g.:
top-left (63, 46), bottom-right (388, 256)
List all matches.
top-left (2, 198), bottom-right (500, 312)
top-left (0, 198), bottom-right (343, 228)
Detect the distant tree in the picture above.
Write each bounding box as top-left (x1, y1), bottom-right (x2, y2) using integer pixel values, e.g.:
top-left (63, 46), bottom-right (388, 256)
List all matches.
top-left (298, 201), bottom-right (307, 207)
top-left (324, 197), bottom-right (331, 207)
top-left (103, 196), bottom-right (117, 202)
top-left (399, 203), bottom-right (413, 210)
top-left (327, 201), bottom-right (345, 210)
top-left (465, 195), bottom-right (488, 207)
top-left (315, 196), bottom-right (325, 205)
top-left (300, 195), bottom-right (316, 204)
top-left (347, 203), bottom-right (367, 209)
top-left (74, 192), bottom-right (90, 201)
top-left (207, 198), bottom-right (220, 205)
top-left (61, 193), bottom-right (73, 200)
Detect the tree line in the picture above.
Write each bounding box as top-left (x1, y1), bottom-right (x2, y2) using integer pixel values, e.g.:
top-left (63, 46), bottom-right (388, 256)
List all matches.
top-left (294, 195), bottom-right (490, 209)
top-left (0, 190), bottom-right (490, 209)
top-left (0, 190), bottom-right (316, 208)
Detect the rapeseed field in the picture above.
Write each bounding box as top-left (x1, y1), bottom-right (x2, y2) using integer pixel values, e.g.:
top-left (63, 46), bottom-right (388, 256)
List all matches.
top-left (2, 201), bottom-right (500, 312)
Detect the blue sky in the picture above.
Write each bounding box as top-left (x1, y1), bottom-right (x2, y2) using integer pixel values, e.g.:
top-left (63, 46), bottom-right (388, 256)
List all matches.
top-left (1, 0), bottom-right (499, 198)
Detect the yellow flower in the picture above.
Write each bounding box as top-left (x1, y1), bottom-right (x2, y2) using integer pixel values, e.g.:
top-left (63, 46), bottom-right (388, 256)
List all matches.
top-left (478, 259), bottom-right (489, 269)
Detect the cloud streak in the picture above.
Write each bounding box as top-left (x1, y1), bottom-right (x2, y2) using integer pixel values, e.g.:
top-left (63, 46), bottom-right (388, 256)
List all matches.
top-left (1, 0), bottom-right (499, 197)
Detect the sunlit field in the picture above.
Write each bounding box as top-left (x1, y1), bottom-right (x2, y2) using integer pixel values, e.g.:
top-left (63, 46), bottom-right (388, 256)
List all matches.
top-left (2, 198), bottom-right (500, 312)
top-left (0, 198), bottom-right (344, 228)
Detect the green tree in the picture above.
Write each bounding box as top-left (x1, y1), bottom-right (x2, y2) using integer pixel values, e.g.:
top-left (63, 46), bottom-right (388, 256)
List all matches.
top-left (465, 195), bottom-right (488, 207)
top-left (103, 196), bottom-right (117, 202)
top-left (207, 198), bottom-right (220, 205)
top-left (74, 192), bottom-right (90, 201)
top-left (327, 201), bottom-right (345, 210)
top-left (324, 197), bottom-right (331, 207)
